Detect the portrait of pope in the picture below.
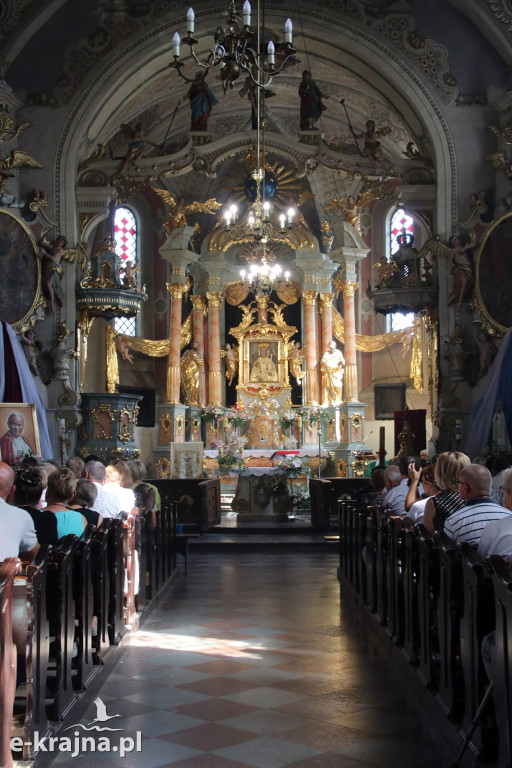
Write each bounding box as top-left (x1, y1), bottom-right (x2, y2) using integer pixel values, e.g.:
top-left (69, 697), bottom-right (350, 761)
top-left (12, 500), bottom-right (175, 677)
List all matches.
top-left (0, 410), bottom-right (35, 465)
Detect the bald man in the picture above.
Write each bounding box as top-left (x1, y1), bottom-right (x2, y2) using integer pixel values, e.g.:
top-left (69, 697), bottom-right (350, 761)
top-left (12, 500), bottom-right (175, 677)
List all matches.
top-left (444, 463), bottom-right (512, 546)
top-left (0, 461), bottom-right (39, 561)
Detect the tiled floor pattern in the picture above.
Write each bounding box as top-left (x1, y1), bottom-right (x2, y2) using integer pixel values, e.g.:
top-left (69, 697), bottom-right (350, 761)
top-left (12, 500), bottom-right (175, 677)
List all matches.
top-left (49, 552), bottom-right (476, 768)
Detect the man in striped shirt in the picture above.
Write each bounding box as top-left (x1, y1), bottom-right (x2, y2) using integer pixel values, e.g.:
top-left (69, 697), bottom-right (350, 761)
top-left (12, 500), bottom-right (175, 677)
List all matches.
top-left (444, 464), bottom-right (512, 546)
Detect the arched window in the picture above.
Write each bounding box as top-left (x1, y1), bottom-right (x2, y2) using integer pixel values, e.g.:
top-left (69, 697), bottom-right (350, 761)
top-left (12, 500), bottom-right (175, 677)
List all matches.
top-left (114, 207), bottom-right (138, 336)
top-left (388, 208), bottom-right (415, 331)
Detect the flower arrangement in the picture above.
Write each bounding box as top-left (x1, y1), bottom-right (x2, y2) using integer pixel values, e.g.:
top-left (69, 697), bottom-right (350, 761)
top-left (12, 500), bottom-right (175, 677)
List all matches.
top-left (276, 454), bottom-right (310, 479)
top-left (217, 443), bottom-right (246, 476)
top-left (278, 409), bottom-right (302, 431)
top-left (302, 405), bottom-right (333, 424)
top-left (290, 485), bottom-right (310, 508)
top-left (201, 405), bottom-right (224, 424)
top-left (226, 406), bottom-right (248, 429)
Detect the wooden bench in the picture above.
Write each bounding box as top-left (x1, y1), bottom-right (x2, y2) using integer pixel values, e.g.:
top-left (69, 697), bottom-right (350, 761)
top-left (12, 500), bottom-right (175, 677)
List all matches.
top-left (175, 533), bottom-right (200, 573)
top-left (0, 558), bottom-right (21, 768)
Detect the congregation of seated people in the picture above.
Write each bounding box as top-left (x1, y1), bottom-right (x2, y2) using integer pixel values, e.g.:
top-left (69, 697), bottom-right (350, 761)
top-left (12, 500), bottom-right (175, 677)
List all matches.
top-left (0, 454), bottom-right (159, 561)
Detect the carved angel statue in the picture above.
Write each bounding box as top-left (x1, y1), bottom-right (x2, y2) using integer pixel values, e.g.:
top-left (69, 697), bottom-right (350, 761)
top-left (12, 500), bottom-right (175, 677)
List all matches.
top-left (418, 231), bottom-right (474, 312)
top-left (38, 232), bottom-right (88, 313)
top-left (153, 188), bottom-right (222, 236)
top-left (324, 179), bottom-right (398, 228)
top-left (324, 195), bottom-right (359, 227)
top-left (288, 340), bottom-right (305, 385)
top-left (355, 119), bottom-right (391, 166)
top-left (0, 148), bottom-right (42, 193)
top-left (115, 122), bottom-right (159, 177)
top-left (221, 342), bottom-right (239, 386)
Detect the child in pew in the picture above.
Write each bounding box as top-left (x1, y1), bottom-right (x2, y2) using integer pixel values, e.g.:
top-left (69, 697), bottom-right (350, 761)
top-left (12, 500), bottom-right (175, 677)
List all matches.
top-left (44, 468), bottom-right (87, 539)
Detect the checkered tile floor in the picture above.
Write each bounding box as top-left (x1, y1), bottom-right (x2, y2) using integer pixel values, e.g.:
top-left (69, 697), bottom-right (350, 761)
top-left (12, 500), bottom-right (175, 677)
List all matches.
top-left (48, 551), bottom-right (476, 768)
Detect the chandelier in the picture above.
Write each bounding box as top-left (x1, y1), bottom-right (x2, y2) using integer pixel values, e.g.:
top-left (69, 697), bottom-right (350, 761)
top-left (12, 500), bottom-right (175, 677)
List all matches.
top-left (239, 245), bottom-right (290, 295)
top-left (170, 1), bottom-right (296, 91)
top-left (224, 173), bottom-right (296, 244)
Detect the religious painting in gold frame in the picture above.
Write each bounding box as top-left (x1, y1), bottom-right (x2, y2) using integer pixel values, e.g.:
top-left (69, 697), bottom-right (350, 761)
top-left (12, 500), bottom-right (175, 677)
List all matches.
top-left (0, 403), bottom-right (41, 465)
top-left (0, 209), bottom-right (44, 332)
top-left (239, 333), bottom-right (288, 396)
top-left (474, 211), bottom-right (512, 335)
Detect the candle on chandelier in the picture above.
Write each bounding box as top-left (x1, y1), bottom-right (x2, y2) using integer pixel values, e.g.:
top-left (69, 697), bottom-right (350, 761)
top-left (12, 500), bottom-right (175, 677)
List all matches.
top-left (172, 32), bottom-right (181, 57)
top-left (279, 213), bottom-right (286, 229)
top-left (187, 7), bottom-right (195, 33)
top-left (243, 0), bottom-right (251, 26)
top-left (284, 18), bottom-right (293, 44)
top-left (267, 40), bottom-right (275, 66)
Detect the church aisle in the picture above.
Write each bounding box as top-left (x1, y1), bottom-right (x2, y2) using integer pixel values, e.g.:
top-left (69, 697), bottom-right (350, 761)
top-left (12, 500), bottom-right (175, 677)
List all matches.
top-left (50, 552), bottom-right (476, 768)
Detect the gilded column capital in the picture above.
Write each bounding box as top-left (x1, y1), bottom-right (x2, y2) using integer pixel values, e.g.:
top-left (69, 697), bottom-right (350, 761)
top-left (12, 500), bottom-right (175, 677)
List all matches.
top-left (339, 280), bottom-right (359, 298)
top-left (190, 295), bottom-right (207, 313)
top-left (167, 282), bottom-right (186, 299)
top-left (206, 291), bottom-right (223, 308)
top-left (318, 292), bottom-right (335, 314)
top-left (302, 290), bottom-right (318, 306)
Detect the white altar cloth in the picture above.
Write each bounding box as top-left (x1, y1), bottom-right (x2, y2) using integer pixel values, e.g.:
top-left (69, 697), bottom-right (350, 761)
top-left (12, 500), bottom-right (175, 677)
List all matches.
top-left (204, 448), bottom-right (328, 459)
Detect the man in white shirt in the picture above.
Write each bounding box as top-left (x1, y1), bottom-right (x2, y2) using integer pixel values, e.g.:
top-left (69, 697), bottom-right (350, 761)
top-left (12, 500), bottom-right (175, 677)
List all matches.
top-left (382, 465), bottom-right (407, 515)
top-left (478, 467), bottom-right (512, 560)
top-left (103, 465), bottom-right (137, 516)
top-left (82, 460), bottom-right (122, 519)
top-left (0, 461), bottom-right (39, 561)
top-left (444, 464), bottom-right (512, 546)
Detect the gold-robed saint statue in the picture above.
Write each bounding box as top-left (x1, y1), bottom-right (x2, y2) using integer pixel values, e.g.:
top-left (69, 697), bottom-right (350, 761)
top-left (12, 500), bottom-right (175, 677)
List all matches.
top-left (180, 341), bottom-right (204, 405)
top-left (250, 343), bottom-right (278, 382)
top-left (222, 342), bottom-right (239, 386)
top-left (288, 340), bottom-right (305, 385)
top-left (320, 340), bottom-right (345, 404)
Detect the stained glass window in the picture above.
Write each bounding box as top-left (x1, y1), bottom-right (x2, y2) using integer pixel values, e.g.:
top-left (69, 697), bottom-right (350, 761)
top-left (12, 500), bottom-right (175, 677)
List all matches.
top-left (114, 207), bottom-right (138, 336)
top-left (388, 208), bottom-right (415, 331)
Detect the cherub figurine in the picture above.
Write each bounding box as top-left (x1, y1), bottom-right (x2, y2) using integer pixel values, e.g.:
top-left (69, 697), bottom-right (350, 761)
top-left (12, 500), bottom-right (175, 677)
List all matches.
top-left (19, 329), bottom-right (40, 376)
top-left (39, 234), bottom-right (67, 313)
top-left (116, 335), bottom-right (134, 364)
top-left (119, 260), bottom-right (140, 290)
top-left (38, 232), bottom-right (89, 313)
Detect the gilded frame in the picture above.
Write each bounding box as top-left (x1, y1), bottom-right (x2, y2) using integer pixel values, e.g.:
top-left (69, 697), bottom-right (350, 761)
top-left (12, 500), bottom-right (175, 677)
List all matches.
top-left (0, 209), bottom-right (44, 332)
top-left (0, 403), bottom-right (41, 464)
top-left (239, 333), bottom-right (288, 396)
top-left (474, 211), bottom-right (512, 335)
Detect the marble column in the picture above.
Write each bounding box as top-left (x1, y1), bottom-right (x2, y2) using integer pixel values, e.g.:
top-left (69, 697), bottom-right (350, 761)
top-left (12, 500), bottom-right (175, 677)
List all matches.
top-left (318, 292), bottom-right (335, 355)
top-left (303, 290), bottom-right (319, 404)
top-left (207, 291), bottom-right (223, 405)
top-left (191, 295), bottom-right (206, 407)
top-left (340, 280), bottom-right (359, 402)
top-left (167, 282), bottom-right (186, 403)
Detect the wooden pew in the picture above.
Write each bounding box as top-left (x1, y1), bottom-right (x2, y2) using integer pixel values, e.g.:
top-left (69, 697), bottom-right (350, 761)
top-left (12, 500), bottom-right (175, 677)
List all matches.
top-left (0, 558), bottom-right (21, 768)
top-left (401, 519), bottom-right (420, 664)
top-left (102, 519), bottom-right (125, 646)
top-left (488, 555), bottom-right (512, 768)
top-left (45, 535), bottom-right (77, 721)
top-left (415, 526), bottom-right (439, 691)
top-left (458, 542), bottom-right (495, 759)
top-left (123, 516), bottom-right (137, 625)
top-left (12, 547), bottom-right (52, 760)
top-left (435, 531), bottom-right (463, 717)
top-left (365, 507), bottom-right (378, 613)
top-left (152, 478), bottom-right (221, 532)
top-left (90, 527), bottom-right (109, 664)
top-left (386, 516), bottom-right (405, 646)
top-left (73, 526), bottom-right (96, 690)
top-left (375, 510), bottom-right (389, 626)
